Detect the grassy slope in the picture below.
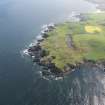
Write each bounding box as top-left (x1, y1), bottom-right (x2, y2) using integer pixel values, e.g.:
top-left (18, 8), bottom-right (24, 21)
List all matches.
top-left (41, 13), bottom-right (105, 70)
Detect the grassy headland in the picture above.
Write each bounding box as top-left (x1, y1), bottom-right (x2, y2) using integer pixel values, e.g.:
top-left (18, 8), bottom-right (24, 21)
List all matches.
top-left (40, 13), bottom-right (105, 70)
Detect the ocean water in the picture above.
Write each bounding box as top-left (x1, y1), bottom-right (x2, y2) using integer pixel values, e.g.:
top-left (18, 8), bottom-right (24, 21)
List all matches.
top-left (0, 0), bottom-right (104, 105)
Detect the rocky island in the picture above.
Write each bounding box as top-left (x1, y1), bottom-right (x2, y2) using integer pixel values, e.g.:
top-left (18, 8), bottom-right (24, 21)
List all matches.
top-left (27, 12), bottom-right (105, 77)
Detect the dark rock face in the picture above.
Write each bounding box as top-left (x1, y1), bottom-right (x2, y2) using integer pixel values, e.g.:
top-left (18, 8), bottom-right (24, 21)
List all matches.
top-left (27, 24), bottom-right (66, 77)
top-left (42, 33), bottom-right (49, 38)
top-left (28, 45), bottom-right (41, 52)
top-left (42, 70), bottom-right (51, 76)
top-left (28, 43), bottom-right (63, 77)
top-left (37, 38), bottom-right (44, 42)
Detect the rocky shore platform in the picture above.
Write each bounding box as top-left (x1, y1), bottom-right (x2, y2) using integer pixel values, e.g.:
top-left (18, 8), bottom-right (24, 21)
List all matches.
top-left (27, 23), bottom-right (65, 77)
top-left (25, 22), bottom-right (105, 78)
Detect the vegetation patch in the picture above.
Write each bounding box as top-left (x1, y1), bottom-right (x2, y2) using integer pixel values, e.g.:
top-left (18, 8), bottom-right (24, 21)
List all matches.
top-left (85, 25), bottom-right (102, 33)
top-left (40, 13), bottom-right (105, 70)
top-left (28, 12), bottom-right (105, 74)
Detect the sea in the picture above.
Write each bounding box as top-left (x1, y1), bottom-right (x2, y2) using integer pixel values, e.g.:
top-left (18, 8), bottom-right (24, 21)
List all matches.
top-left (0, 0), bottom-right (105, 105)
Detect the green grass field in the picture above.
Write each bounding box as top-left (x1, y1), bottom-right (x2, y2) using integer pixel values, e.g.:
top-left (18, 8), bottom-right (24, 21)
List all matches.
top-left (40, 12), bottom-right (105, 70)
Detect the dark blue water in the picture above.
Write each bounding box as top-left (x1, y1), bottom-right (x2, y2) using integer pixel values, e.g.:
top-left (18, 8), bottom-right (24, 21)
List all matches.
top-left (1, 0), bottom-right (104, 105)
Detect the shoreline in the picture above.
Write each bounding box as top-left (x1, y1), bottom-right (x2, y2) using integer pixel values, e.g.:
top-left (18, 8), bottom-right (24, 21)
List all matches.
top-left (23, 13), bottom-right (82, 78)
top-left (24, 18), bottom-right (105, 77)
top-left (27, 23), bottom-right (64, 77)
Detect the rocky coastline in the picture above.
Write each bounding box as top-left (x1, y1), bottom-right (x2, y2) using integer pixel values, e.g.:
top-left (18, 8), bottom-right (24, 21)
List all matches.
top-left (27, 24), bottom-right (62, 77)
top-left (26, 22), bottom-right (105, 77)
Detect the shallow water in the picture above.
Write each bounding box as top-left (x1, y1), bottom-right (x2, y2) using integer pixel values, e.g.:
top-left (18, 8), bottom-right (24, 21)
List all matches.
top-left (0, 0), bottom-right (103, 105)
top-left (29, 64), bottom-right (105, 105)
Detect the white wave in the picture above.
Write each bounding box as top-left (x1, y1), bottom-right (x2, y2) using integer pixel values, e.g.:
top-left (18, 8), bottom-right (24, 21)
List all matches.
top-left (42, 76), bottom-right (50, 80)
top-left (28, 22), bottom-right (55, 49)
top-left (41, 24), bottom-right (48, 29)
top-left (43, 27), bottom-right (49, 32)
top-left (29, 40), bottom-right (38, 47)
top-left (36, 71), bottom-right (42, 76)
top-left (55, 77), bottom-right (63, 80)
top-left (36, 34), bottom-right (43, 40)
top-left (42, 23), bottom-right (54, 29)
top-left (41, 30), bottom-right (45, 34)
top-left (23, 49), bottom-right (29, 55)
top-left (69, 11), bottom-right (80, 18)
top-left (41, 28), bottom-right (48, 34)
top-left (95, 9), bottom-right (105, 13)
top-left (48, 23), bottom-right (55, 27)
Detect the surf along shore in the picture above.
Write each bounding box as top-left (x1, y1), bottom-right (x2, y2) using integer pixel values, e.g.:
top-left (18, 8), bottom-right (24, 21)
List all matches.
top-left (24, 11), bottom-right (105, 78)
top-left (23, 0), bottom-right (105, 78)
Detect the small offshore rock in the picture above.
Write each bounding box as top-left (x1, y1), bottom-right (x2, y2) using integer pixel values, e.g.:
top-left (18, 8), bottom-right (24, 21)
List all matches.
top-left (42, 70), bottom-right (51, 76)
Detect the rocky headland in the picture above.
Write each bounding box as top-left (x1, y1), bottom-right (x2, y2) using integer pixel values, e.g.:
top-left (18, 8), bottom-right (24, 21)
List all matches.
top-left (25, 12), bottom-right (105, 78)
